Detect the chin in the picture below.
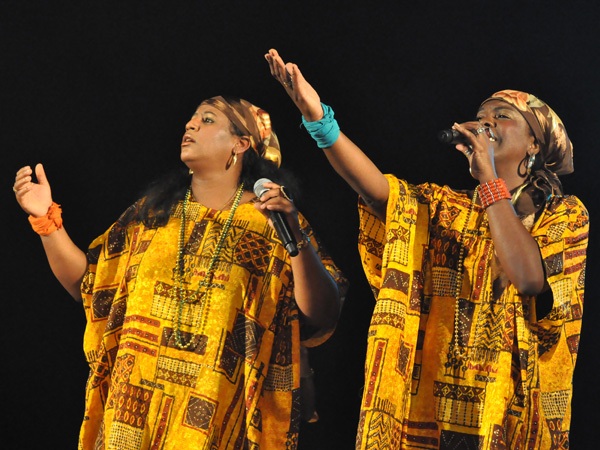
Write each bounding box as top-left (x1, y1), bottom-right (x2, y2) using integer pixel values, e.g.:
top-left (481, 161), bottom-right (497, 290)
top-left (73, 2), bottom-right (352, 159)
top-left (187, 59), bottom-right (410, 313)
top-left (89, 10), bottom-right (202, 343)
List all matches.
top-left (180, 152), bottom-right (193, 164)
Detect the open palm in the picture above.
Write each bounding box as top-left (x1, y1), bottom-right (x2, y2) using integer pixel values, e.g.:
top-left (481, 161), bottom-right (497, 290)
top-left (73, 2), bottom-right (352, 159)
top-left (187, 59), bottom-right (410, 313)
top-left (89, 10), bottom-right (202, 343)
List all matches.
top-left (265, 49), bottom-right (323, 122)
top-left (14, 164), bottom-right (53, 217)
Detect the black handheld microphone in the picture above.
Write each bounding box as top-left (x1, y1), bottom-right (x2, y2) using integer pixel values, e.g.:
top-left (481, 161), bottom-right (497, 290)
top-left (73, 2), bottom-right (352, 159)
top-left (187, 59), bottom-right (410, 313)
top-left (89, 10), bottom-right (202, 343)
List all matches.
top-left (438, 128), bottom-right (467, 144)
top-left (253, 178), bottom-right (298, 257)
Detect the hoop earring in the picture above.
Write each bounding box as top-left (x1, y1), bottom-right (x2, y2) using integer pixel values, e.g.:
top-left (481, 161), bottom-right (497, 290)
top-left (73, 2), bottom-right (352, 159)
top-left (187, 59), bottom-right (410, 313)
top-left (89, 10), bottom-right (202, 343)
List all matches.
top-left (517, 154), bottom-right (528, 177)
top-left (526, 154), bottom-right (536, 176)
top-left (232, 152), bottom-right (238, 166)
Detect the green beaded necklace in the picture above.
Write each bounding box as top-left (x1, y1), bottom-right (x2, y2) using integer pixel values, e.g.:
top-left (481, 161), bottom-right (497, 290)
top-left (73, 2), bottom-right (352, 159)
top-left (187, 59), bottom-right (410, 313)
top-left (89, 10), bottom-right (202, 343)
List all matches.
top-left (172, 183), bottom-right (245, 349)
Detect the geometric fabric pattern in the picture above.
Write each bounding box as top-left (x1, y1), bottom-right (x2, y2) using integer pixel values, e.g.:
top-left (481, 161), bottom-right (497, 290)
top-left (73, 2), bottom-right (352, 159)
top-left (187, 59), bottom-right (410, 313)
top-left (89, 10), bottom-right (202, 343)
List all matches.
top-left (549, 277), bottom-right (573, 309)
top-left (157, 355), bottom-right (203, 388)
top-left (113, 383), bottom-right (153, 429)
top-left (263, 364), bottom-right (294, 392)
top-left (364, 411), bottom-right (403, 450)
top-left (355, 176), bottom-right (588, 450)
top-left (439, 430), bottom-right (483, 450)
top-left (433, 382), bottom-right (484, 427)
top-left (78, 200), bottom-right (347, 449)
top-left (218, 311), bottom-right (265, 380)
top-left (235, 232), bottom-right (272, 275)
top-left (106, 422), bottom-right (144, 450)
top-left (184, 394), bottom-right (217, 432)
top-left (431, 267), bottom-right (460, 297)
top-left (372, 298), bottom-right (407, 330)
top-left (540, 390), bottom-right (570, 420)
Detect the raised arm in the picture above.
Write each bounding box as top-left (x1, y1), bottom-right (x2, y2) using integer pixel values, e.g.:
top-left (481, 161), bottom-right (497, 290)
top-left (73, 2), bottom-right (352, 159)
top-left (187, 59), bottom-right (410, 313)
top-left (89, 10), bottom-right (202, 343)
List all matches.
top-left (265, 49), bottom-right (389, 220)
top-left (14, 164), bottom-right (88, 300)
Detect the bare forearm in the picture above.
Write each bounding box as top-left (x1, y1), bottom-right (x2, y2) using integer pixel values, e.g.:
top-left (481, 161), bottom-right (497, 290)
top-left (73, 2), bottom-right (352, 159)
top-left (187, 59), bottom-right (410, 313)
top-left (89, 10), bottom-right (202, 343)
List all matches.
top-left (322, 132), bottom-right (390, 220)
top-left (40, 227), bottom-right (88, 300)
top-left (291, 245), bottom-right (341, 334)
top-left (486, 200), bottom-right (545, 295)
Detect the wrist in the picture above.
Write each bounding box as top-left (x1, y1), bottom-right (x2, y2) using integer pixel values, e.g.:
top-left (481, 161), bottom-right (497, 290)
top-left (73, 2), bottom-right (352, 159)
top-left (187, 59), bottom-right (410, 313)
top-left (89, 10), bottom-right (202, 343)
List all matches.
top-left (301, 103), bottom-right (340, 148)
top-left (477, 171), bottom-right (498, 185)
top-left (29, 202), bottom-right (63, 235)
top-left (301, 103), bottom-right (324, 122)
top-left (292, 226), bottom-right (311, 256)
top-left (476, 178), bottom-right (511, 208)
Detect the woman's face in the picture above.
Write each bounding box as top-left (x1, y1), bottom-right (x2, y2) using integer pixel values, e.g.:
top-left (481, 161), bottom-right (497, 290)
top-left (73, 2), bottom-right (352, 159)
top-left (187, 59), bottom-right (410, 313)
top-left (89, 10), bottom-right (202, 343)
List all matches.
top-left (476, 99), bottom-right (539, 168)
top-left (181, 104), bottom-right (242, 171)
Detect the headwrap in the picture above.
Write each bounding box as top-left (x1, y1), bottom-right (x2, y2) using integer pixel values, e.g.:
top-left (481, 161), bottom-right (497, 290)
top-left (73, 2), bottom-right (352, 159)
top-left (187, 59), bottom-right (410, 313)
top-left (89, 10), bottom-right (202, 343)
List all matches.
top-left (201, 96), bottom-right (282, 167)
top-left (481, 89), bottom-right (573, 200)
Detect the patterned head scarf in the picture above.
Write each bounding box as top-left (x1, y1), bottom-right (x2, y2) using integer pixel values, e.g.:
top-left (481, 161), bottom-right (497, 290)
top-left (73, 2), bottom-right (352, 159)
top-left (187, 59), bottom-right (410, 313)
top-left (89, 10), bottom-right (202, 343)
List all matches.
top-left (481, 90), bottom-right (573, 199)
top-left (201, 96), bottom-right (281, 168)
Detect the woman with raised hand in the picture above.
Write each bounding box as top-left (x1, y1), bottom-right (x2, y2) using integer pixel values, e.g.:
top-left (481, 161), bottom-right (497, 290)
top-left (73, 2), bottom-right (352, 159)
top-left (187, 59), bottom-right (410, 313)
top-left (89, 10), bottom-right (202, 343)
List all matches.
top-left (14, 95), bottom-right (346, 449)
top-left (266, 49), bottom-right (588, 449)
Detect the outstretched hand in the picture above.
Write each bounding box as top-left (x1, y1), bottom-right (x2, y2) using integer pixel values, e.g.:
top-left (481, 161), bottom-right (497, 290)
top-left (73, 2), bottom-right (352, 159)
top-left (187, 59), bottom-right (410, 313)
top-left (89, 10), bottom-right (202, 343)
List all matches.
top-left (14, 164), bottom-right (54, 217)
top-left (265, 49), bottom-right (324, 122)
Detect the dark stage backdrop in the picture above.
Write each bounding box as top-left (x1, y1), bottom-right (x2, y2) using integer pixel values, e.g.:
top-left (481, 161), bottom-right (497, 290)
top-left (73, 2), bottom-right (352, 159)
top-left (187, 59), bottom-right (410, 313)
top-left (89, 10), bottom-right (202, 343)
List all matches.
top-left (2, 1), bottom-right (598, 448)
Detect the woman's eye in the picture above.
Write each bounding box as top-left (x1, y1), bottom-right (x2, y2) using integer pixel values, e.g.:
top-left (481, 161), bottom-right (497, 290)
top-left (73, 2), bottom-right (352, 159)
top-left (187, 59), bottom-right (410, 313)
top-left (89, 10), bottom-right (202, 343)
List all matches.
top-left (202, 117), bottom-right (214, 123)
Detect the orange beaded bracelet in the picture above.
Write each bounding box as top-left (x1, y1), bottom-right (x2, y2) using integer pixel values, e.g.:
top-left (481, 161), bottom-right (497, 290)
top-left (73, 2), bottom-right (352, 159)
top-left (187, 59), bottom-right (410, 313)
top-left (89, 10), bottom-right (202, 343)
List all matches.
top-left (28, 202), bottom-right (63, 236)
top-left (476, 179), bottom-right (511, 208)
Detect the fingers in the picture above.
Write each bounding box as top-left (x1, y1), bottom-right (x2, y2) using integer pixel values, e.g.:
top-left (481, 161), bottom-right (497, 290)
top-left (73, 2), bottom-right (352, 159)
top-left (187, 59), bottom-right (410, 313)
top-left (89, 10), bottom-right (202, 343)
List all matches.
top-left (14, 166), bottom-right (33, 194)
top-left (257, 196), bottom-right (294, 214)
top-left (15, 166), bottom-right (32, 181)
top-left (13, 164), bottom-right (50, 196)
top-left (265, 49), bottom-right (293, 90)
top-left (264, 50), bottom-right (281, 77)
top-left (451, 123), bottom-right (476, 160)
top-left (452, 123), bottom-right (499, 181)
top-left (255, 182), bottom-right (296, 213)
top-left (265, 50), bottom-right (278, 77)
top-left (453, 122), bottom-right (495, 144)
top-left (257, 182), bottom-right (283, 203)
top-left (453, 122), bottom-right (496, 153)
top-left (452, 122), bottom-right (479, 145)
top-left (35, 163), bottom-right (49, 186)
top-left (455, 143), bottom-right (474, 158)
top-left (288, 63), bottom-right (304, 90)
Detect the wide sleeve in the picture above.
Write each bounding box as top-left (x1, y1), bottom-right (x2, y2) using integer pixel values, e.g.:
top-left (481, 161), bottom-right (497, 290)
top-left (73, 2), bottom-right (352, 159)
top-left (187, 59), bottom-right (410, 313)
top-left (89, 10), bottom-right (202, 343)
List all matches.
top-left (357, 180), bottom-right (392, 294)
top-left (529, 195), bottom-right (589, 360)
top-left (358, 175), bottom-right (438, 297)
top-left (296, 212), bottom-right (349, 347)
top-left (80, 203), bottom-right (140, 362)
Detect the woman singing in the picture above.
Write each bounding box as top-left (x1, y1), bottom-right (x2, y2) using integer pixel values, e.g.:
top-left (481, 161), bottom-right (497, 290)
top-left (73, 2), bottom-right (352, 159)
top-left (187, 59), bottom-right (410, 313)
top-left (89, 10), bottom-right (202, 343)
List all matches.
top-left (14, 95), bottom-right (346, 449)
top-left (266, 49), bottom-right (588, 449)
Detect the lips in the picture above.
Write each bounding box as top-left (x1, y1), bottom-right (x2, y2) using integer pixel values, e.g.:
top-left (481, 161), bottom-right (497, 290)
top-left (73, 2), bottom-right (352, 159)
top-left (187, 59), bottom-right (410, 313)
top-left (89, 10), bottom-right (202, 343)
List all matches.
top-left (182, 134), bottom-right (195, 145)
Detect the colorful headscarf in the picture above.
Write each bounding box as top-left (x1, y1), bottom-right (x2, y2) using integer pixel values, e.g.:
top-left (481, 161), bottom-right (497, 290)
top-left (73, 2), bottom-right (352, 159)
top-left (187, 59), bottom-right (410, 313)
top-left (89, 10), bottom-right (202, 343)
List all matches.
top-left (482, 89), bottom-right (573, 199)
top-left (201, 96), bottom-right (281, 167)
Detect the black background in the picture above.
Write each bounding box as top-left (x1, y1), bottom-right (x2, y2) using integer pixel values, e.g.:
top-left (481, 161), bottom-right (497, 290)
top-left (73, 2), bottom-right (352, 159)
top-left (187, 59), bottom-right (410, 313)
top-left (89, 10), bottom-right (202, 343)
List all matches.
top-left (3, 1), bottom-right (598, 448)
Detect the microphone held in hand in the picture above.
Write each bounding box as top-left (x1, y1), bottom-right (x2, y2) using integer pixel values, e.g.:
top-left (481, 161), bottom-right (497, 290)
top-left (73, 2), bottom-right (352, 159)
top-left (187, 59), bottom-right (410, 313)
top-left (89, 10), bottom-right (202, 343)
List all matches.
top-left (253, 178), bottom-right (298, 257)
top-left (438, 128), bottom-right (467, 144)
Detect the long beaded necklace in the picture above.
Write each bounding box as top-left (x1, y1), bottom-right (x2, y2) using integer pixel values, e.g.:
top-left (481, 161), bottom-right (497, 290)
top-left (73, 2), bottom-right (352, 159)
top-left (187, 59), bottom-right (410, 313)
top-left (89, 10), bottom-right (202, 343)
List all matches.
top-left (448, 189), bottom-right (494, 371)
top-left (171, 183), bottom-right (245, 349)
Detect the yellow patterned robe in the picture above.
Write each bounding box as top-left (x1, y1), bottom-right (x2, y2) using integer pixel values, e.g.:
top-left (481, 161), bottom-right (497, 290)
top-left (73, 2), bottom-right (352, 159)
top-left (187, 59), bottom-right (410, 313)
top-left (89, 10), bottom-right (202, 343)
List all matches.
top-left (78, 199), bottom-right (345, 450)
top-left (355, 175), bottom-right (588, 450)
